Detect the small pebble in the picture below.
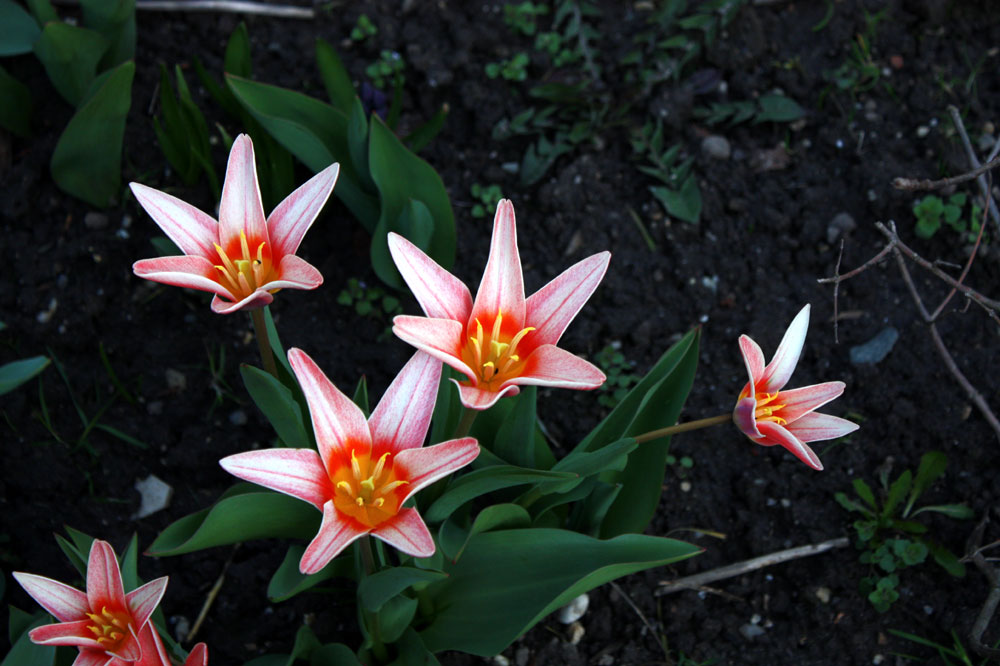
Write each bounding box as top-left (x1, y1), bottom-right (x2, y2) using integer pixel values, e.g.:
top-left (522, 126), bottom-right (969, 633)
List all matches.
top-left (37, 298), bottom-right (58, 323)
top-left (701, 135), bottom-right (731, 160)
top-left (492, 656), bottom-right (510, 666)
top-left (680, 480), bottom-right (692, 492)
top-left (815, 587), bottom-right (831, 603)
top-left (165, 368), bottom-right (187, 392)
top-left (147, 401), bottom-right (164, 416)
top-left (229, 410), bottom-right (248, 426)
top-left (515, 647), bottom-right (531, 666)
top-left (84, 211), bottom-right (109, 230)
top-left (567, 621), bottom-right (585, 645)
top-left (133, 474), bottom-right (173, 519)
top-left (849, 327), bottom-right (899, 365)
top-left (557, 593), bottom-right (589, 624)
top-left (916, 126), bottom-right (930, 138)
top-left (827, 212), bottom-right (857, 244)
top-left (739, 623), bottom-right (766, 640)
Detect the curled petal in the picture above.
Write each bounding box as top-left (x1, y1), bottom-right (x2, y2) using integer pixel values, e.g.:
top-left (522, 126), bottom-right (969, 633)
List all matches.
top-left (12, 573), bottom-right (89, 622)
top-left (786, 411), bottom-right (859, 443)
top-left (388, 232), bottom-right (473, 322)
top-left (29, 619), bottom-right (104, 648)
top-left (369, 352), bottom-right (442, 453)
top-left (371, 508), bottom-right (435, 558)
top-left (452, 380), bottom-right (520, 411)
top-left (267, 254), bottom-right (323, 291)
top-left (133, 256), bottom-right (234, 301)
top-left (300, 501), bottom-right (367, 574)
top-left (525, 251), bottom-right (610, 349)
top-left (737, 335), bottom-right (766, 391)
top-left (777, 381), bottom-right (846, 423)
top-left (759, 304), bottom-right (810, 393)
top-left (756, 421), bottom-right (823, 470)
top-left (393, 437), bottom-right (479, 501)
top-left (470, 200), bottom-right (525, 328)
top-left (733, 396), bottom-right (762, 439)
top-left (218, 134), bottom-right (268, 250)
top-left (515, 345), bottom-right (606, 391)
top-left (219, 449), bottom-right (332, 510)
top-left (392, 316), bottom-right (473, 380)
top-left (268, 162), bottom-right (340, 258)
top-left (129, 183), bottom-right (218, 258)
top-left (209, 290), bottom-right (274, 315)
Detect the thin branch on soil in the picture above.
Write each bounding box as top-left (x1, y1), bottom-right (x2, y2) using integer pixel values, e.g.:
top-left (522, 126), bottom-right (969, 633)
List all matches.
top-left (965, 511), bottom-right (1000, 659)
top-left (187, 545), bottom-right (237, 642)
top-left (609, 581), bottom-right (671, 663)
top-left (655, 537), bottom-right (848, 596)
top-left (946, 106), bottom-right (1000, 236)
top-left (133, 0), bottom-right (315, 18)
top-left (892, 154), bottom-right (1000, 193)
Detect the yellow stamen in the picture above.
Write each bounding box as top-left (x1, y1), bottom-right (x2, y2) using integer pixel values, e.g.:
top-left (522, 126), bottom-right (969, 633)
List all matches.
top-left (460, 312), bottom-right (535, 387)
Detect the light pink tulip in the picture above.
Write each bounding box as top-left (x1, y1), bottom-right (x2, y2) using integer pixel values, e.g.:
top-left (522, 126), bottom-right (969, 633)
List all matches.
top-left (389, 199), bottom-right (609, 410)
top-left (733, 304), bottom-right (859, 470)
top-left (220, 349), bottom-right (479, 574)
top-left (131, 134), bottom-right (338, 314)
top-left (13, 540), bottom-right (168, 666)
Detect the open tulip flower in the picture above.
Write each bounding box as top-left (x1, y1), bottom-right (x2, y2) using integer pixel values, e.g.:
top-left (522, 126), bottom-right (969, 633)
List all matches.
top-left (733, 304), bottom-right (859, 470)
top-left (131, 134), bottom-right (339, 314)
top-left (136, 623), bottom-right (207, 666)
top-left (13, 539), bottom-right (168, 666)
top-left (389, 199), bottom-right (609, 410)
top-left (220, 349), bottom-right (480, 574)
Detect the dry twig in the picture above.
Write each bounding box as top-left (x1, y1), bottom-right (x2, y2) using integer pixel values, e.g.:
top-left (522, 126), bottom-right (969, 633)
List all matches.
top-left (965, 511), bottom-right (1000, 659)
top-left (135, 0), bottom-right (315, 18)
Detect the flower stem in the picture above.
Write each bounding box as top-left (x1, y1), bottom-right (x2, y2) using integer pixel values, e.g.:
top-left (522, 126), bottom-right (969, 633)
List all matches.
top-left (358, 536), bottom-right (389, 662)
top-left (250, 307), bottom-right (279, 379)
top-left (634, 413), bottom-right (732, 444)
top-left (453, 407), bottom-right (478, 439)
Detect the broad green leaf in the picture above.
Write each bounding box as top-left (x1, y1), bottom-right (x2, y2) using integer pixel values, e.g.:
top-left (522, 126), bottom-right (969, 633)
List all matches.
top-left (904, 451), bottom-right (948, 517)
top-left (285, 625), bottom-right (322, 666)
top-left (352, 375), bottom-right (370, 417)
top-left (396, 198), bottom-right (434, 251)
top-left (33, 22), bottom-right (108, 106)
top-left (853, 478), bottom-right (877, 511)
top-left (226, 74), bottom-right (378, 226)
top-left (2, 611), bottom-right (56, 666)
top-left (268, 545), bottom-right (352, 602)
top-left (347, 97), bottom-right (373, 191)
top-left (928, 541), bottom-right (966, 578)
top-left (148, 484), bottom-right (319, 556)
top-left (754, 94), bottom-right (805, 123)
top-left (404, 103), bottom-right (448, 153)
top-left (80, 0), bottom-right (135, 67)
top-left (420, 528), bottom-right (701, 655)
top-left (387, 628), bottom-right (441, 666)
top-left (50, 60), bottom-right (133, 207)
top-left (545, 438), bottom-right (637, 493)
top-left (315, 38), bottom-right (354, 114)
top-left (493, 387), bottom-right (537, 468)
top-left (118, 533), bottom-right (140, 591)
top-left (358, 567), bottom-right (447, 612)
top-left (310, 644), bottom-right (363, 666)
top-left (0, 0), bottom-right (40, 56)
top-left (424, 465), bottom-right (575, 523)
top-left (448, 503), bottom-right (532, 562)
top-left (911, 503), bottom-right (975, 520)
top-left (377, 595), bottom-right (418, 644)
top-left (0, 65), bottom-right (31, 137)
top-left (240, 364), bottom-right (311, 449)
top-left (25, 0), bottom-right (57, 25)
top-left (881, 470), bottom-right (911, 519)
top-left (368, 116), bottom-right (456, 289)
top-left (651, 174), bottom-right (701, 224)
top-left (0, 355), bottom-right (49, 395)
top-left (224, 21), bottom-right (251, 77)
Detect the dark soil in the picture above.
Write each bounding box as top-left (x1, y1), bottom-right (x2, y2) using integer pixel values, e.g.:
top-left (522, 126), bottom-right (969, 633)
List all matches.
top-left (3, 1), bottom-right (1000, 665)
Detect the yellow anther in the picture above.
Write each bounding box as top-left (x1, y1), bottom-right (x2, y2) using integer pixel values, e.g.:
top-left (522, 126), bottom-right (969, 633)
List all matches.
top-left (482, 361), bottom-right (496, 381)
top-left (351, 449), bottom-right (362, 480)
top-left (355, 496), bottom-right (364, 506)
top-left (88, 624), bottom-right (102, 637)
top-left (491, 311), bottom-right (503, 341)
top-left (372, 498), bottom-right (385, 508)
top-left (379, 479), bottom-right (409, 494)
top-left (336, 480), bottom-right (355, 497)
top-left (371, 452), bottom-right (390, 481)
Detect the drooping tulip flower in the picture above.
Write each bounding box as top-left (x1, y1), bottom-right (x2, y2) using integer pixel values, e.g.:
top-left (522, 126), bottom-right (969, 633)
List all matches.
top-left (13, 539), bottom-right (168, 666)
top-left (389, 199), bottom-right (609, 410)
top-left (733, 304), bottom-right (859, 470)
top-left (131, 134), bottom-right (339, 314)
top-left (220, 349), bottom-right (479, 574)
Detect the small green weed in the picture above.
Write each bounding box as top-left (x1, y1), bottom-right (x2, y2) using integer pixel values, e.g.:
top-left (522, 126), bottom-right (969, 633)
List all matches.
top-left (913, 192), bottom-right (985, 242)
top-left (693, 93), bottom-right (805, 127)
top-left (470, 183), bottom-right (504, 218)
top-left (366, 49), bottom-right (404, 90)
top-left (821, 8), bottom-right (890, 107)
top-left (595, 343), bottom-right (639, 408)
top-left (503, 1), bottom-right (549, 36)
top-left (485, 53), bottom-right (530, 82)
top-left (350, 14), bottom-right (377, 42)
top-left (888, 627), bottom-right (999, 666)
top-left (835, 451), bottom-right (973, 613)
top-left (631, 119), bottom-right (701, 224)
top-left (337, 278), bottom-right (402, 341)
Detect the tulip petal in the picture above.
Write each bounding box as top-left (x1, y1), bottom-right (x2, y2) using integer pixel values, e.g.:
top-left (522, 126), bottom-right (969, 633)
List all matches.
top-left (29, 619), bottom-right (104, 648)
top-left (525, 251), bottom-right (610, 348)
top-left (371, 508), bottom-right (435, 558)
top-left (756, 421), bottom-right (823, 470)
top-left (129, 183), bottom-right (218, 258)
top-left (777, 381), bottom-right (846, 423)
top-left (515, 344), bottom-right (606, 391)
top-left (87, 540), bottom-right (127, 613)
top-left (369, 352), bottom-right (441, 453)
top-left (134, 622), bottom-right (170, 666)
top-left (738, 335), bottom-right (766, 389)
top-left (133, 256), bottom-right (234, 300)
top-left (288, 348), bottom-right (372, 469)
top-left (124, 576), bottom-right (167, 630)
top-left (470, 200), bottom-right (526, 327)
top-left (209, 290), bottom-right (274, 314)
top-left (733, 396), bottom-right (762, 439)
top-left (388, 232), bottom-right (473, 322)
top-left (452, 380), bottom-right (520, 411)
top-left (184, 643), bottom-right (209, 666)
top-left (300, 501), bottom-right (367, 574)
top-left (392, 316), bottom-right (473, 380)
top-left (71, 650), bottom-right (112, 666)
top-left (219, 449), bottom-right (332, 510)
top-left (12, 573), bottom-right (89, 622)
top-left (105, 626), bottom-right (142, 662)
top-left (393, 437), bottom-right (479, 501)
top-left (266, 254), bottom-right (323, 291)
top-left (268, 162), bottom-right (340, 258)
top-left (218, 134), bottom-right (268, 250)
top-left (760, 304), bottom-right (810, 392)
top-left (787, 411), bottom-right (860, 442)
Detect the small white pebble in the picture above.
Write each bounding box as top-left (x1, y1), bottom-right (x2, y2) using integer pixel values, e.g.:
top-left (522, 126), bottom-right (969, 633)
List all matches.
top-left (557, 594), bottom-right (589, 624)
top-left (568, 621), bottom-right (585, 645)
top-left (815, 587), bottom-right (832, 603)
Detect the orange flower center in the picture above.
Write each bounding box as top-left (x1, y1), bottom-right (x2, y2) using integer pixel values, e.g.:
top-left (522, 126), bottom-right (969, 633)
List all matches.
top-left (85, 606), bottom-right (132, 652)
top-left (460, 311), bottom-right (534, 389)
top-left (213, 230), bottom-right (277, 299)
top-left (331, 448), bottom-right (408, 529)
top-left (752, 391), bottom-right (787, 425)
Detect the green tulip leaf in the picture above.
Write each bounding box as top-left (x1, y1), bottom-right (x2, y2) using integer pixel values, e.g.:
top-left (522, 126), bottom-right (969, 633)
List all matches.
top-left (240, 364), bottom-right (311, 449)
top-left (0, 355), bottom-right (49, 395)
top-left (359, 567), bottom-right (447, 613)
top-left (424, 465), bottom-right (575, 523)
top-left (0, 0), bottom-right (41, 56)
top-left (0, 65), bottom-right (31, 137)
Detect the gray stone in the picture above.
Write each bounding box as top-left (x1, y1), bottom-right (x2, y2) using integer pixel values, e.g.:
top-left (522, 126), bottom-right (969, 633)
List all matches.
top-left (701, 135), bottom-right (731, 160)
top-left (850, 327), bottom-right (899, 364)
top-left (84, 211), bottom-right (108, 230)
top-left (827, 212), bottom-right (857, 243)
top-left (739, 623), bottom-right (766, 640)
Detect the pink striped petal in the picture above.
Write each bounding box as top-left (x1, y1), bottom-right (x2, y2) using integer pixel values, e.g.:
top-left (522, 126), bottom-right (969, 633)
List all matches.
top-left (370, 508), bottom-right (435, 558)
top-left (514, 345), bottom-right (606, 391)
top-left (209, 290), bottom-right (274, 315)
top-left (733, 396), bottom-right (762, 439)
top-left (388, 232), bottom-right (473, 322)
top-left (71, 650), bottom-right (112, 666)
top-left (369, 352), bottom-right (441, 453)
top-left (787, 411), bottom-right (859, 443)
top-left (87, 541), bottom-right (127, 613)
top-left (738, 335), bottom-right (766, 389)
top-left (30, 619), bottom-right (103, 648)
top-left (124, 577), bottom-right (167, 630)
top-left (524, 252), bottom-right (610, 348)
top-left (392, 316), bottom-right (472, 379)
top-left (218, 134), bottom-right (268, 250)
top-left (760, 304), bottom-right (810, 393)
top-left (266, 254), bottom-right (323, 291)
top-left (268, 162), bottom-right (340, 258)
top-left (129, 183), bottom-right (218, 258)
top-left (393, 437), bottom-right (479, 501)
top-left (300, 501), bottom-right (367, 574)
top-left (134, 622), bottom-right (170, 666)
top-left (756, 421), bottom-right (823, 470)
top-left (133, 256), bottom-right (234, 301)
top-left (184, 643), bottom-right (209, 666)
top-left (12, 573), bottom-right (88, 622)
top-left (288, 348), bottom-right (372, 469)
top-left (105, 626), bottom-right (141, 662)
top-left (219, 448), bottom-right (332, 510)
top-left (470, 200), bottom-right (525, 328)
top-left (452, 381), bottom-right (520, 410)
top-left (777, 381), bottom-right (846, 423)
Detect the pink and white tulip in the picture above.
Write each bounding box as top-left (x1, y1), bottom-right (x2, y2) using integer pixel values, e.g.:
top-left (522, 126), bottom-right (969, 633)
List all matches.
top-left (733, 304), bottom-right (859, 471)
top-left (220, 349), bottom-right (479, 574)
top-left (13, 539), bottom-right (168, 666)
top-left (389, 199), bottom-right (609, 410)
top-left (131, 134), bottom-right (339, 314)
